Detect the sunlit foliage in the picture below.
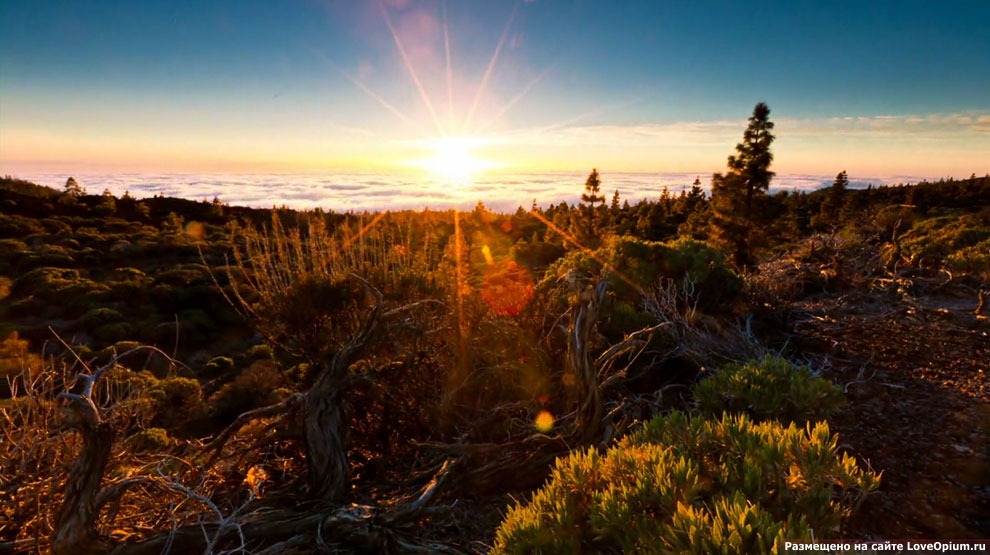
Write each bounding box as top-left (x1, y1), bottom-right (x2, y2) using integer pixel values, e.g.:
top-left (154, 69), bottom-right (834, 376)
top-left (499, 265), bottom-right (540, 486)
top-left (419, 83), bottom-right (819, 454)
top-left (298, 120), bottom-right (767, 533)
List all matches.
top-left (493, 411), bottom-right (878, 554)
top-left (694, 355), bottom-right (846, 424)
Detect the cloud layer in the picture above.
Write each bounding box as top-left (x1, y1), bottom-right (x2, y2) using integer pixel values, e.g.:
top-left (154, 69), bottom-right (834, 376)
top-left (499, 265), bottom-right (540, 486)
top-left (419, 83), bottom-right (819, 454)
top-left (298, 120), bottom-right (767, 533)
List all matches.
top-left (12, 171), bottom-right (933, 213)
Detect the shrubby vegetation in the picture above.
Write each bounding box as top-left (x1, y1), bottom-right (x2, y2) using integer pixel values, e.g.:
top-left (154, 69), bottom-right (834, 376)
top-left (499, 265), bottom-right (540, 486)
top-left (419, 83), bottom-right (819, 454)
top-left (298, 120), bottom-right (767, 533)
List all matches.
top-left (493, 352), bottom-right (869, 554)
top-left (493, 411), bottom-right (879, 554)
top-left (0, 108), bottom-right (986, 552)
top-left (694, 356), bottom-right (846, 424)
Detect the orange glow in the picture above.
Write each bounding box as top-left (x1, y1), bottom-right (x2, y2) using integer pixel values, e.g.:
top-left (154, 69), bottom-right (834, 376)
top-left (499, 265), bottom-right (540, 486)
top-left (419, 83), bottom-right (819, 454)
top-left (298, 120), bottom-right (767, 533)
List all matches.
top-left (184, 221), bottom-right (205, 240)
top-left (534, 410), bottom-right (554, 433)
top-left (480, 260), bottom-right (534, 317)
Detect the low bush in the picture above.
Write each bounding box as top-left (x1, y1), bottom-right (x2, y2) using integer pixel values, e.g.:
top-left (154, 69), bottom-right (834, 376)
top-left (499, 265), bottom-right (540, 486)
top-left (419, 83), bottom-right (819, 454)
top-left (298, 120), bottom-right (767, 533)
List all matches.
top-left (545, 236), bottom-right (741, 308)
top-left (538, 236), bottom-right (743, 338)
top-left (124, 427), bottom-right (176, 453)
top-left (948, 239), bottom-right (990, 278)
top-left (209, 359), bottom-right (287, 425)
top-left (148, 377), bottom-right (205, 429)
top-left (694, 356), bottom-right (846, 424)
top-left (12, 267), bottom-right (81, 296)
top-left (245, 343), bottom-right (274, 360)
top-left (204, 356), bottom-right (235, 377)
top-left (93, 322), bottom-right (136, 346)
top-left (493, 411), bottom-right (878, 554)
top-left (0, 238), bottom-right (29, 257)
top-left (0, 332), bottom-right (44, 398)
top-left (511, 239), bottom-right (567, 272)
top-left (77, 307), bottom-right (125, 330)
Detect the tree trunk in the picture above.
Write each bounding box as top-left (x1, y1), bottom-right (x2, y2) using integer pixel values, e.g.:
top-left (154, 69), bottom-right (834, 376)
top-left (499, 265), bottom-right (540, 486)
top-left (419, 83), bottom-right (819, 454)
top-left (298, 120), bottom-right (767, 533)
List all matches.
top-left (567, 278), bottom-right (606, 444)
top-left (304, 370), bottom-right (349, 501)
top-left (302, 296), bottom-right (381, 501)
top-left (52, 419), bottom-right (114, 555)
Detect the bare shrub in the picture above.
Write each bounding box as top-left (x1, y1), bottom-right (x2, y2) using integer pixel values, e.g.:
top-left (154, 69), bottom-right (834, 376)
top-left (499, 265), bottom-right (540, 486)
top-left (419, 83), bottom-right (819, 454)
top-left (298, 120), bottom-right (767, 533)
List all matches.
top-left (642, 275), bottom-right (767, 371)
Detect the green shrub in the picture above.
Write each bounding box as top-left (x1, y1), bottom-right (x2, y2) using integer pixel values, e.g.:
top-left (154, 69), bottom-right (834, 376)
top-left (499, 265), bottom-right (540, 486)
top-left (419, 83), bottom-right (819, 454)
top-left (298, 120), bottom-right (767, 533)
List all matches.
top-left (77, 307), bottom-right (125, 330)
top-left (93, 322), bottom-right (136, 345)
top-left (493, 411), bottom-right (878, 554)
top-left (12, 267), bottom-right (80, 296)
top-left (5, 297), bottom-right (46, 320)
top-left (511, 239), bottom-right (567, 272)
top-left (204, 356), bottom-right (235, 376)
top-left (694, 356), bottom-right (846, 424)
top-left (177, 308), bottom-right (216, 339)
top-left (40, 217), bottom-right (72, 234)
top-left (245, 343), bottom-right (274, 360)
top-left (538, 236), bottom-right (742, 337)
top-left (153, 265), bottom-right (210, 287)
top-left (544, 236), bottom-right (740, 306)
top-left (898, 215), bottom-right (990, 270)
top-left (111, 267), bottom-right (148, 281)
top-left (0, 214), bottom-right (46, 238)
top-left (92, 341), bottom-right (144, 366)
top-left (56, 238), bottom-right (81, 250)
top-left (149, 377), bottom-right (205, 429)
top-left (948, 239), bottom-right (990, 278)
top-left (124, 428), bottom-right (176, 453)
top-left (0, 238), bottom-right (29, 257)
top-left (209, 360), bottom-right (286, 424)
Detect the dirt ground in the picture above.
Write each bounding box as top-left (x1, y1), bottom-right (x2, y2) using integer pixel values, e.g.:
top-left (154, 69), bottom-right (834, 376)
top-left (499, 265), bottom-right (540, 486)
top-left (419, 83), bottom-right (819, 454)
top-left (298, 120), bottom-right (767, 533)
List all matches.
top-left (790, 287), bottom-right (990, 539)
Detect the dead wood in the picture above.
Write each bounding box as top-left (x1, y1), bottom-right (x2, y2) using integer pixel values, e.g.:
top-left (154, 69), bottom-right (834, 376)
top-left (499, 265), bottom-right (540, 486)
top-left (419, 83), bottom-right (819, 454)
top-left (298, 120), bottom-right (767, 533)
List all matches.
top-left (50, 345), bottom-right (154, 555)
top-left (565, 275), bottom-right (607, 444)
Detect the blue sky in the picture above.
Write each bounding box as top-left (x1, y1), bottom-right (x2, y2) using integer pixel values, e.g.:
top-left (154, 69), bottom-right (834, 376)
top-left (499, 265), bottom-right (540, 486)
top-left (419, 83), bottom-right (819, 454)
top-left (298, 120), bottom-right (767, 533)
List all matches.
top-left (1, 0), bottom-right (988, 177)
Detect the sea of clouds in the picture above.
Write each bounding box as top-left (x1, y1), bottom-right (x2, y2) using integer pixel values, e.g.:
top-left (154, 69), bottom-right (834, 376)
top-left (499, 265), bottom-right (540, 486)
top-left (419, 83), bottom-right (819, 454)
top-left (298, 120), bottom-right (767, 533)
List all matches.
top-left (11, 171), bottom-right (926, 213)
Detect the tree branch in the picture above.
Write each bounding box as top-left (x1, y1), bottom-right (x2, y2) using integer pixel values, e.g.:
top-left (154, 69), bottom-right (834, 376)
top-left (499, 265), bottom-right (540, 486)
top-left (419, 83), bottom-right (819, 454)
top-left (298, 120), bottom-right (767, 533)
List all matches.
top-left (201, 392), bottom-right (305, 466)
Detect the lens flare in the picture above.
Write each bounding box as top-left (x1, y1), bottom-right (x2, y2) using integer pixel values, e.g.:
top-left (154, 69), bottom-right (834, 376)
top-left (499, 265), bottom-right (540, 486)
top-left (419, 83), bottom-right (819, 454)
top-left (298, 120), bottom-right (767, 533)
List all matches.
top-left (184, 221), bottom-right (205, 240)
top-left (480, 260), bottom-right (534, 317)
top-left (534, 410), bottom-right (554, 433)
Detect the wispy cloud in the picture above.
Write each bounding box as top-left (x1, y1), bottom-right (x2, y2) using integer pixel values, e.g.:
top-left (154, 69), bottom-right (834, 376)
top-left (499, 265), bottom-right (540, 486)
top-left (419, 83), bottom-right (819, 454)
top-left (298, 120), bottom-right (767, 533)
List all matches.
top-left (778, 112), bottom-right (990, 138)
top-left (467, 110), bottom-right (989, 175)
top-left (499, 111), bottom-right (990, 148)
top-left (498, 120), bottom-right (743, 148)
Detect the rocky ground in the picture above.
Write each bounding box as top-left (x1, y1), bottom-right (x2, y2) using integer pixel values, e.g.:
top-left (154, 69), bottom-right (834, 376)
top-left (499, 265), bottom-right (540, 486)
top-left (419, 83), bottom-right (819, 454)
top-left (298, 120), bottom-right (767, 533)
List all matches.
top-left (791, 285), bottom-right (989, 539)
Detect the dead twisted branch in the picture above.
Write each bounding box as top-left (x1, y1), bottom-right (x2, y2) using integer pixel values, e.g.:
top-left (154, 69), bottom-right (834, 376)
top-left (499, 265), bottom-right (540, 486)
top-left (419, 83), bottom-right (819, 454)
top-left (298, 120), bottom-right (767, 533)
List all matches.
top-left (43, 283), bottom-right (465, 554)
top-left (50, 344), bottom-right (180, 555)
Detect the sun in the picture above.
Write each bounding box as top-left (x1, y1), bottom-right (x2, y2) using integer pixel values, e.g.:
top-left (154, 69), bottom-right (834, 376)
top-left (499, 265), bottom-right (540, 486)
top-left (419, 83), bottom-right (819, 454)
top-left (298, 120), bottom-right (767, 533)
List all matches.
top-left (417, 136), bottom-right (495, 183)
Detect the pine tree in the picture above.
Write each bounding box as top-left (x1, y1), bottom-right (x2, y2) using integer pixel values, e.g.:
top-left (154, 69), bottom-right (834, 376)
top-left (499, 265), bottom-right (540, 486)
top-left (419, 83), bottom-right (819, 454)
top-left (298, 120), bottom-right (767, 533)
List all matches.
top-left (685, 177), bottom-right (707, 211)
top-left (64, 176), bottom-right (84, 197)
top-left (814, 170), bottom-right (848, 229)
top-left (710, 102), bottom-right (776, 268)
top-left (96, 188), bottom-right (116, 215)
top-left (659, 186), bottom-right (673, 215)
top-left (579, 168), bottom-right (605, 244)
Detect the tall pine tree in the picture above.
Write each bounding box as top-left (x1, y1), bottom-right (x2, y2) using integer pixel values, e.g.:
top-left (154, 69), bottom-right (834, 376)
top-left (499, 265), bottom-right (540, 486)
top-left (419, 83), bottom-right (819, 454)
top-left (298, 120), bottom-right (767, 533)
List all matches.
top-left (813, 170), bottom-right (848, 230)
top-left (710, 102), bottom-right (776, 268)
top-left (579, 168), bottom-right (605, 245)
